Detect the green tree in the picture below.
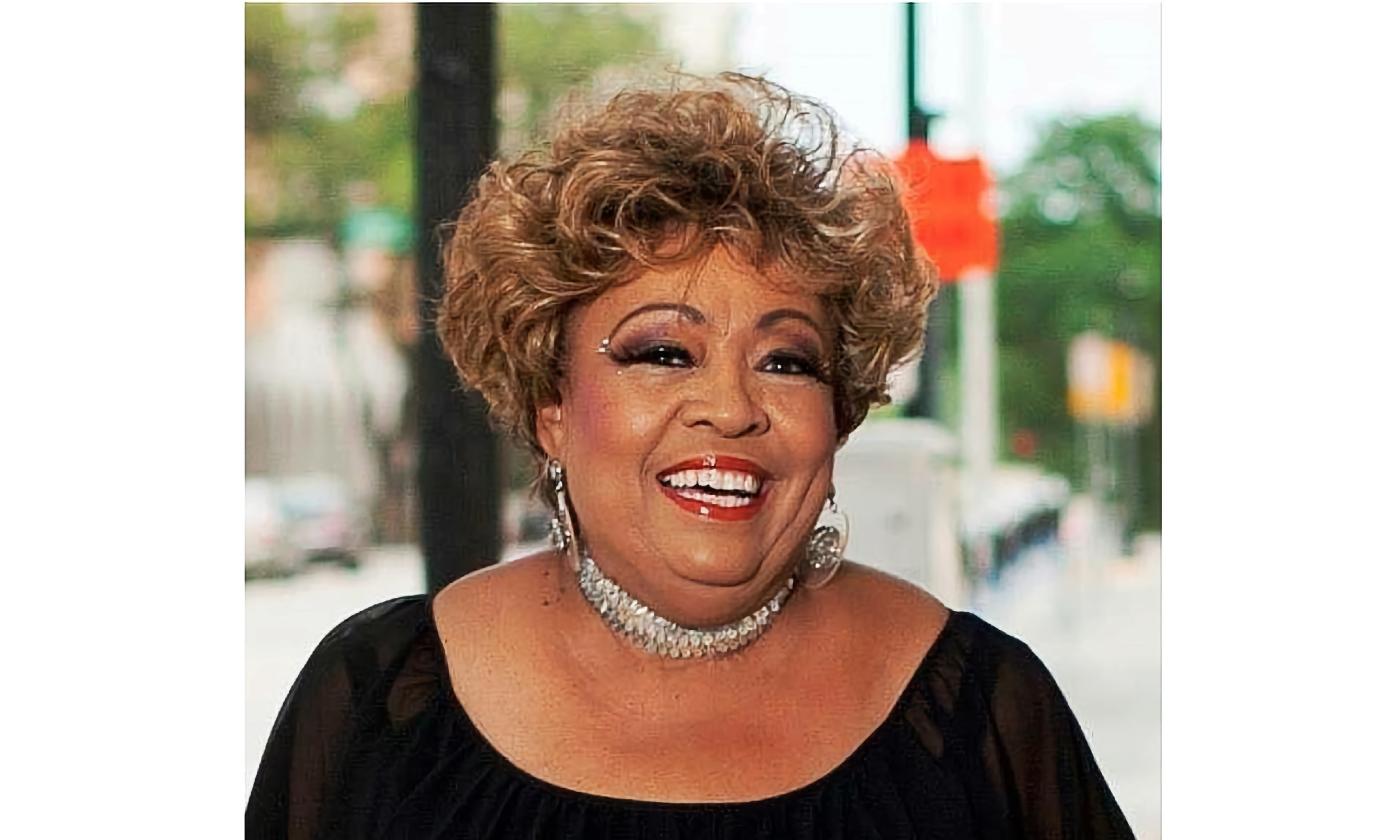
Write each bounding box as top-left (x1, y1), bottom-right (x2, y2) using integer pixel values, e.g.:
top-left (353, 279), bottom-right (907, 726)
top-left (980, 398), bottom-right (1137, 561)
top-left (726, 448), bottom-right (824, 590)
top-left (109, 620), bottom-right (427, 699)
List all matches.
top-left (245, 4), bottom-right (410, 238)
top-left (246, 4), bottom-right (674, 499)
top-left (498, 4), bottom-right (666, 155)
top-left (245, 4), bottom-right (667, 237)
top-left (995, 114), bottom-right (1161, 532)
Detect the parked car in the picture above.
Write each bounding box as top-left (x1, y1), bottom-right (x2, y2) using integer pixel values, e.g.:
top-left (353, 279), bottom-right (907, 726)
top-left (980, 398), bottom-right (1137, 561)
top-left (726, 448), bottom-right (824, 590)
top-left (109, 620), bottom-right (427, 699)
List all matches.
top-left (245, 477), bottom-right (299, 578)
top-left (245, 474), bottom-right (368, 578)
top-left (277, 474), bottom-right (367, 570)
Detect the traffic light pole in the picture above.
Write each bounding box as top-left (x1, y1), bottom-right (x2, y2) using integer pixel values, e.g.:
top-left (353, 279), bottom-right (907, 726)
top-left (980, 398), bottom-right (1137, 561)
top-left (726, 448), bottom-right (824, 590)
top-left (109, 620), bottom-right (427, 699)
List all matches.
top-left (905, 2), bottom-right (944, 423)
top-left (415, 4), bottom-right (502, 594)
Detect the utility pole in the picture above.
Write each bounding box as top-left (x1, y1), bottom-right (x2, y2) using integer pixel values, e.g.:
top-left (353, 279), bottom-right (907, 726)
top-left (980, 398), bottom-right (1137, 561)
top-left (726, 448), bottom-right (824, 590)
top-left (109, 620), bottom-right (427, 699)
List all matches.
top-left (415, 4), bottom-right (502, 594)
top-left (904, 1), bottom-right (945, 423)
top-left (958, 3), bottom-right (998, 497)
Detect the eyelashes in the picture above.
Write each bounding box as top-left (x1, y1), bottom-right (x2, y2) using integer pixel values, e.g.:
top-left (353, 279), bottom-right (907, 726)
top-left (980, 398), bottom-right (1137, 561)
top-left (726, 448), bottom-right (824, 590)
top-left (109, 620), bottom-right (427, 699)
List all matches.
top-left (761, 352), bottom-right (828, 380)
top-left (613, 343), bottom-right (693, 369)
top-left (609, 341), bottom-right (830, 383)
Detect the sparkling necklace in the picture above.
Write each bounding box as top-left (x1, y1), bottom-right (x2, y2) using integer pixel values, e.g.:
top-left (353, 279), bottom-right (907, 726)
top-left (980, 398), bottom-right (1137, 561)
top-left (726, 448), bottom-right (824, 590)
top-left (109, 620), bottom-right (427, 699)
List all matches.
top-left (576, 552), bottom-right (795, 659)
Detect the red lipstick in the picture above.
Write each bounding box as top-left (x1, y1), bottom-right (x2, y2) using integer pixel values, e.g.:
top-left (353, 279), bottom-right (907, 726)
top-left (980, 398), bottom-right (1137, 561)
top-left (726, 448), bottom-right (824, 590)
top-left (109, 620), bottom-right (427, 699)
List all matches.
top-left (657, 455), bottom-right (772, 480)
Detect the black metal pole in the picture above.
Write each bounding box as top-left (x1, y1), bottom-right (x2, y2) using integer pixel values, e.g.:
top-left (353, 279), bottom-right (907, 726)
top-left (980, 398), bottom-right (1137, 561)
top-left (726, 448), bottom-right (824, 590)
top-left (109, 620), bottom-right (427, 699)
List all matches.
top-left (905, 3), bottom-right (929, 143)
top-left (415, 3), bottom-right (501, 594)
top-left (904, 2), bottom-right (942, 423)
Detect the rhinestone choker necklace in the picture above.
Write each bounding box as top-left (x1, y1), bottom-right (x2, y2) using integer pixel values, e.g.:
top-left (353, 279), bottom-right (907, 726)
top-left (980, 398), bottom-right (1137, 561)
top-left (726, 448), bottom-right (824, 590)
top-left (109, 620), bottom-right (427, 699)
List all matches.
top-left (576, 552), bottom-right (795, 659)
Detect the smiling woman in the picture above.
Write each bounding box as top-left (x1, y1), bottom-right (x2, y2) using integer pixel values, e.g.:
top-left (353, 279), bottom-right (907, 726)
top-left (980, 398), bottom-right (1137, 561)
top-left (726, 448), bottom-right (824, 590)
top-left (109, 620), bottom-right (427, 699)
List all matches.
top-left (246, 74), bottom-right (1134, 839)
top-left (534, 248), bottom-right (845, 627)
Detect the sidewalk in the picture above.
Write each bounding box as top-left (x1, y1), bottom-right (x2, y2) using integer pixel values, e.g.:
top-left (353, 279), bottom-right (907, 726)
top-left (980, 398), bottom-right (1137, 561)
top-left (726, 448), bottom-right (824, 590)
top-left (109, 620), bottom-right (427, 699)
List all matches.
top-left (971, 539), bottom-right (1161, 840)
top-left (245, 544), bottom-right (429, 792)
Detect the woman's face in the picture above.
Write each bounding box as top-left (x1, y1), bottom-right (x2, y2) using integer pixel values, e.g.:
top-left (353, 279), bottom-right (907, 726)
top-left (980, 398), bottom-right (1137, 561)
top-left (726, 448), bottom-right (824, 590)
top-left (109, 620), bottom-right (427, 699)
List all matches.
top-left (537, 247), bottom-right (839, 626)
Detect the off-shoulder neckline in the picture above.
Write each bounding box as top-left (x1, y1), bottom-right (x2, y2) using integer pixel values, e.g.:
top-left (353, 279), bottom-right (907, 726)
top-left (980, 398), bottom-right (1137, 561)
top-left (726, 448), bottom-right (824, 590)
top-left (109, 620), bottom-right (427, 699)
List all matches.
top-left (422, 592), bottom-right (966, 812)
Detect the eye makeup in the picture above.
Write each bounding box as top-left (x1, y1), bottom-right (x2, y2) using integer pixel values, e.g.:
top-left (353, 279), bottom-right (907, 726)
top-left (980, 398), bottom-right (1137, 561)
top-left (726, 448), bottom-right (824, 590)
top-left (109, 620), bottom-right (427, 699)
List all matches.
top-left (752, 324), bottom-right (832, 383)
top-left (758, 347), bottom-right (831, 383)
top-left (609, 339), bottom-right (698, 369)
top-left (601, 306), bottom-right (703, 366)
top-left (598, 304), bottom-right (833, 382)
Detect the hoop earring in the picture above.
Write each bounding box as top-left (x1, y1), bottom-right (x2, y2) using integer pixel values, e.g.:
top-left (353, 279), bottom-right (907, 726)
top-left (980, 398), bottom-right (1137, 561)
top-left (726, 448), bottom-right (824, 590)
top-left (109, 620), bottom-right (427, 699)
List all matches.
top-left (798, 488), bottom-right (847, 589)
top-left (547, 459), bottom-right (582, 573)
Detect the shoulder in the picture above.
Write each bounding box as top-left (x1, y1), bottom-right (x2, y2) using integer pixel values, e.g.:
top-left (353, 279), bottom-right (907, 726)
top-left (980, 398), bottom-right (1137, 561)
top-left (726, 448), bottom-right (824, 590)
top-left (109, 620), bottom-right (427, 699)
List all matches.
top-left (811, 562), bottom-right (953, 695)
top-left (934, 611), bottom-right (1071, 724)
top-left (431, 551), bottom-right (564, 668)
top-left (314, 595), bottom-right (429, 658)
top-left (835, 561), bottom-right (952, 647)
top-left (824, 570), bottom-right (1065, 717)
top-left (946, 612), bottom-right (1052, 683)
top-left (295, 595), bottom-right (432, 692)
top-left (432, 550), bottom-right (562, 626)
top-left (433, 550), bottom-right (560, 614)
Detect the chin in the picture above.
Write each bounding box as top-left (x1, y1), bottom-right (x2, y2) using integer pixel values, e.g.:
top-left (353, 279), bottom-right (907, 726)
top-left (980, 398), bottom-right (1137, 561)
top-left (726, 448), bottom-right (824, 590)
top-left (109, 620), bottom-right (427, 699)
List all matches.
top-left (662, 545), bottom-right (766, 589)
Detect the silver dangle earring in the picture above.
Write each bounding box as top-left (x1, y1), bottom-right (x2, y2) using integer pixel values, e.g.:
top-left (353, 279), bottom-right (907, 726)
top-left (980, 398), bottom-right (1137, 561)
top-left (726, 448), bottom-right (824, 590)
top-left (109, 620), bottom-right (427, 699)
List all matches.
top-left (547, 458), bottom-right (582, 572)
top-left (798, 488), bottom-right (848, 589)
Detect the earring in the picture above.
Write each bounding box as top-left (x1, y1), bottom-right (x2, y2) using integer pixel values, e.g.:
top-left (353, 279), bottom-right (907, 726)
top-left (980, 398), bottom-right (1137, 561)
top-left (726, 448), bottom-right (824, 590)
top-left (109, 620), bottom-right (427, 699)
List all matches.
top-left (798, 488), bottom-right (848, 589)
top-left (547, 458), bottom-right (582, 573)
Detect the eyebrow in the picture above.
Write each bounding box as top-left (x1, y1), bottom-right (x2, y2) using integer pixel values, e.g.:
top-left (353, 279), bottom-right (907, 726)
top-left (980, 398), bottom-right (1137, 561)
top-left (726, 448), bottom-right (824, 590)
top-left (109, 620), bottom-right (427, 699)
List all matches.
top-left (609, 303), bottom-right (826, 340)
top-left (610, 302), bottom-right (707, 334)
top-left (755, 308), bottom-right (825, 336)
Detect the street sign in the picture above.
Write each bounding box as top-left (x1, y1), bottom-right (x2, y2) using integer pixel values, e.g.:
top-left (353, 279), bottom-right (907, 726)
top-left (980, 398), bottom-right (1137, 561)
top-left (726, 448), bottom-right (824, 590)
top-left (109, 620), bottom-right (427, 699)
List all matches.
top-left (339, 206), bottom-right (414, 254)
top-left (1068, 332), bottom-right (1155, 426)
top-left (893, 140), bottom-right (999, 280)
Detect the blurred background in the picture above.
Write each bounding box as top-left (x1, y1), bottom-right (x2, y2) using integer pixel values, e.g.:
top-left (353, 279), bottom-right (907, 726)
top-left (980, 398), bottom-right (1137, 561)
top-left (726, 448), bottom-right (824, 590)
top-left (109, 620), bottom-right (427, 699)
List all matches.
top-left (245, 3), bottom-right (1160, 835)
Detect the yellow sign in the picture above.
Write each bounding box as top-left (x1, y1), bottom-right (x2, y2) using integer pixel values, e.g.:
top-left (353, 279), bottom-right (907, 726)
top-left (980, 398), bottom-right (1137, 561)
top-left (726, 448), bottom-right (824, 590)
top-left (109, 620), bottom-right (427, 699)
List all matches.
top-left (1068, 333), bottom-right (1155, 426)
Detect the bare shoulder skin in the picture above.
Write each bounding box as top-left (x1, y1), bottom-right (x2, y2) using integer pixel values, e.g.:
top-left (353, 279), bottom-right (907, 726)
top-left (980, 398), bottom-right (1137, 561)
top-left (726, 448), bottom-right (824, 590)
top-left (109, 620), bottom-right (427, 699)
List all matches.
top-left (432, 552), bottom-right (951, 803)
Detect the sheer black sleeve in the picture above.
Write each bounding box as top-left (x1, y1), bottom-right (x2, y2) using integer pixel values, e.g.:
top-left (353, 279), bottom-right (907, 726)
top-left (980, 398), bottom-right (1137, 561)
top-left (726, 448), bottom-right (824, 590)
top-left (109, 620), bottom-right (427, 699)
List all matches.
top-left (245, 597), bottom-right (428, 840)
top-left (967, 620), bottom-right (1135, 839)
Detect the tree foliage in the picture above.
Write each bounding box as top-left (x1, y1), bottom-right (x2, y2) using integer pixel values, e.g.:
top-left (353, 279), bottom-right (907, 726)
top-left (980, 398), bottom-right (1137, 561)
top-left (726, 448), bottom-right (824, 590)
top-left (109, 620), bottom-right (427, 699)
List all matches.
top-left (498, 4), bottom-right (665, 155)
top-left (245, 5), bottom-right (410, 238)
top-left (245, 4), bottom-right (666, 239)
top-left (995, 114), bottom-right (1161, 531)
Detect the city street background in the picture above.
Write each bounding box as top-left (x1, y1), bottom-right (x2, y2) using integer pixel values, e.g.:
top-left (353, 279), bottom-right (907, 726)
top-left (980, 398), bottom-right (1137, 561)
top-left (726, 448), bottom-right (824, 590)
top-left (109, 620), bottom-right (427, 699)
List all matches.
top-left (246, 5), bottom-right (1161, 837)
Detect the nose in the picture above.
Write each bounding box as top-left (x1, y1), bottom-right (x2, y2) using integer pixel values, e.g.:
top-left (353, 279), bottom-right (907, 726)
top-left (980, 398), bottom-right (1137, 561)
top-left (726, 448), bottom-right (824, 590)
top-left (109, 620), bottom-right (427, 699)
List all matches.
top-left (680, 361), bottom-right (771, 438)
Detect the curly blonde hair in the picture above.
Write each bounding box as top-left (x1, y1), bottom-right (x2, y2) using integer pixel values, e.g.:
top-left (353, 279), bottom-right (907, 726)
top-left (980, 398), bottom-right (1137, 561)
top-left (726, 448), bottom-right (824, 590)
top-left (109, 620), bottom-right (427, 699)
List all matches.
top-left (438, 73), bottom-right (937, 464)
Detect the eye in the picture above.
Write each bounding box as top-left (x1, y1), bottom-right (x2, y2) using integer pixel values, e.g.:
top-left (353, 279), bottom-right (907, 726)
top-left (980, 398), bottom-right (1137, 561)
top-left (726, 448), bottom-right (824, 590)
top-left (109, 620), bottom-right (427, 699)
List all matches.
top-left (760, 352), bottom-right (826, 380)
top-left (617, 343), bottom-right (695, 369)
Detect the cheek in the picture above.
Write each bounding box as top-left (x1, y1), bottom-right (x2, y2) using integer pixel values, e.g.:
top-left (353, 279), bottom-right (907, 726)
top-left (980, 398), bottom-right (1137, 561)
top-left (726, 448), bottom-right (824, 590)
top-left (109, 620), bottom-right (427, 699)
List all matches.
top-left (766, 384), bottom-right (839, 454)
top-left (566, 374), bottom-right (670, 459)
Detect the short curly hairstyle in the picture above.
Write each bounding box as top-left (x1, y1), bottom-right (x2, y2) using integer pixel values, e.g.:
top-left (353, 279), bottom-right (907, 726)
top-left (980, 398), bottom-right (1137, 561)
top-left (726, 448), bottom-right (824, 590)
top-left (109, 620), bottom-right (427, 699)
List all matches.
top-left (438, 73), bottom-right (937, 465)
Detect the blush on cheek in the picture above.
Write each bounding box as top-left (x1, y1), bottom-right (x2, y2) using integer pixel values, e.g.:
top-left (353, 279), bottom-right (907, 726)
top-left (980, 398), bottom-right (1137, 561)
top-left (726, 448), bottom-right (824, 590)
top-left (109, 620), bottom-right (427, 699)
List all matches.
top-left (566, 375), bottom-right (667, 460)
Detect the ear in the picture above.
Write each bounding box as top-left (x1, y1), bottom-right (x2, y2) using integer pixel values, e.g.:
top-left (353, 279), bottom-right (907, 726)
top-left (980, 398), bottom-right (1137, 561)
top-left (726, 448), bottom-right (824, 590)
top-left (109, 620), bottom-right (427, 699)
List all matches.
top-left (535, 400), bottom-right (567, 461)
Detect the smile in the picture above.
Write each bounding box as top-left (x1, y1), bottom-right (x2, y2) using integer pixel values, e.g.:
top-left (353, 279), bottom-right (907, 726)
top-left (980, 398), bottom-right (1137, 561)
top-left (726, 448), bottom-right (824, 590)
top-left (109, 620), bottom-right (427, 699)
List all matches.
top-left (656, 456), bottom-right (770, 522)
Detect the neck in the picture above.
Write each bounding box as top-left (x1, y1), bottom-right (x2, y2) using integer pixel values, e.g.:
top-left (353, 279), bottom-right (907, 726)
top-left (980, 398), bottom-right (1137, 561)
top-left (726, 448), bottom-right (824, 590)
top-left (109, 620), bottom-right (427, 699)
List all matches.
top-left (570, 550), bottom-right (796, 660)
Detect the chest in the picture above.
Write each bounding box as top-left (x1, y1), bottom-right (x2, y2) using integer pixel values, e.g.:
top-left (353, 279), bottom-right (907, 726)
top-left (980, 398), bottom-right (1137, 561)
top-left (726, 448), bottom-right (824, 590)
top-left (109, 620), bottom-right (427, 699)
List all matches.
top-left (457, 654), bottom-right (899, 803)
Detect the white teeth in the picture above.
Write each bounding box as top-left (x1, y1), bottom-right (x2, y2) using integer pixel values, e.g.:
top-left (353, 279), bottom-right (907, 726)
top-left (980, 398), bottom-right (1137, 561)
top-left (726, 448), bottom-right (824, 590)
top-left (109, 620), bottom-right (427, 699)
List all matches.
top-left (674, 488), bottom-right (756, 507)
top-left (660, 466), bottom-right (764, 494)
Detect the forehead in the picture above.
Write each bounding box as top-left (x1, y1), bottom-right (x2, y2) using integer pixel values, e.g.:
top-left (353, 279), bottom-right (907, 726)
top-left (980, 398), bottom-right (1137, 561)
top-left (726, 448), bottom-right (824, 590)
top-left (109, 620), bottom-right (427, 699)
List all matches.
top-left (578, 247), bottom-right (828, 331)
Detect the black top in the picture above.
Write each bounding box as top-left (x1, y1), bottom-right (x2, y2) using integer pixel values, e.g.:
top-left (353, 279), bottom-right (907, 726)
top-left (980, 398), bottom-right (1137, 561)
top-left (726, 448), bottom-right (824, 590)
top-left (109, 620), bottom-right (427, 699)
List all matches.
top-left (247, 596), bottom-right (1134, 839)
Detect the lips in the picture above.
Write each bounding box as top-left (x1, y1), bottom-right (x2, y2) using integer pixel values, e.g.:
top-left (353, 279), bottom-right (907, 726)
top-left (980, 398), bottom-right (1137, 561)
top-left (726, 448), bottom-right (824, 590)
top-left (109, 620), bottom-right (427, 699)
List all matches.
top-left (656, 456), bottom-right (770, 522)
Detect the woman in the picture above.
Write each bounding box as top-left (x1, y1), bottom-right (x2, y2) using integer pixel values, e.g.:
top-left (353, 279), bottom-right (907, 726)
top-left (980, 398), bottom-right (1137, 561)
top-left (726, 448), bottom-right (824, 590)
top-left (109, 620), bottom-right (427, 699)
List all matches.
top-left (248, 74), bottom-right (1133, 839)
